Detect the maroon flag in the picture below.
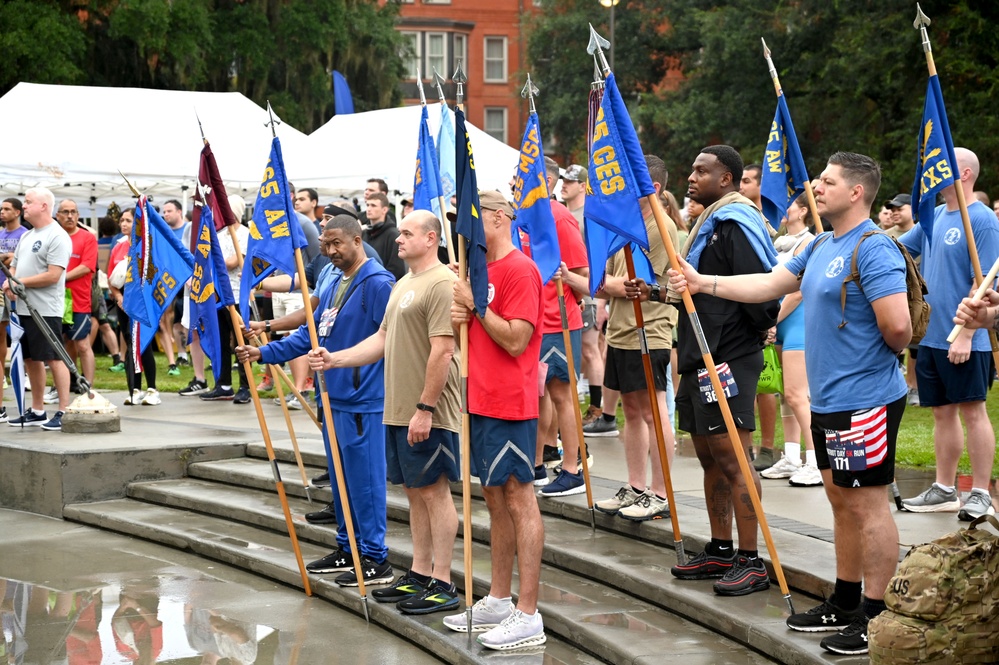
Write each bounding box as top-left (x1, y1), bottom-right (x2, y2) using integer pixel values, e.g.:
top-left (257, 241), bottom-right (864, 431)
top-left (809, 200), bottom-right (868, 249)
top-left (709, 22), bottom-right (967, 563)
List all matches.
top-left (192, 143), bottom-right (237, 252)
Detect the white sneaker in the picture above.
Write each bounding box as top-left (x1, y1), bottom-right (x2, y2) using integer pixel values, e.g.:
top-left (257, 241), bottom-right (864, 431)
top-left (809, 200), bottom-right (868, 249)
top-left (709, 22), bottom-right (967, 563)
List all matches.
top-left (761, 455), bottom-right (801, 479)
top-left (595, 485), bottom-right (644, 515)
top-left (477, 609), bottom-right (546, 651)
top-left (788, 463), bottom-right (823, 487)
top-left (123, 389), bottom-right (142, 406)
top-left (443, 595), bottom-right (513, 633)
top-left (141, 388), bottom-right (161, 406)
top-left (43, 387), bottom-right (59, 404)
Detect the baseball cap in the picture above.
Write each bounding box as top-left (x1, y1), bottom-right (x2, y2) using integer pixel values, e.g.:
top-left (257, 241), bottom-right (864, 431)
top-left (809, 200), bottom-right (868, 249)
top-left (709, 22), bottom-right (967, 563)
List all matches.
top-left (324, 203), bottom-right (357, 220)
top-left (400, 193), bottom-right (414, 206)
top-left (562, 164), bottom-right (587, 183)
top-left (885, 194), bottom-right (912, 209)
top-left (478, 190), bottom-right (515, 218)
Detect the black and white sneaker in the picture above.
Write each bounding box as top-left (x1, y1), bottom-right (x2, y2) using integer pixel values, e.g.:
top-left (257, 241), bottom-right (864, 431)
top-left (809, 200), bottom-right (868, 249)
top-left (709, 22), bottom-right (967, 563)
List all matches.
top-left (305, 548), bottom-right (352, 574)
top-left (40, 411), bottom-right (65, 431)
top-left (0, 406), bottom-right (7, 424)
top-left (371, 573), bottom-right (427, 604)
top-left (334, 555), bottom-right (394, 587)
top-left (8, 410), bottom-right (47, 427)
top-left (304, 503), bottom-right (337, 525)
top-left (786, 599), bottom-right (863, 633)
top-left (199, 385), bottom-right (234, 401)
top-left (820, 615), bottom-right (871, 655)
top-left (178, 379), bottom-right (209, 396)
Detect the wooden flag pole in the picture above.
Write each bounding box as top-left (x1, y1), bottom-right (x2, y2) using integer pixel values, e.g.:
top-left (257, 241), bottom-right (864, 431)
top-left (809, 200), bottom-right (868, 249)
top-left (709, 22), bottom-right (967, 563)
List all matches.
top-left (258, 330), bottom-right (312, 499)
top-left (589, 23), bottom-right (794, 614)
top-left (433, 68), bottom-right (458, 266)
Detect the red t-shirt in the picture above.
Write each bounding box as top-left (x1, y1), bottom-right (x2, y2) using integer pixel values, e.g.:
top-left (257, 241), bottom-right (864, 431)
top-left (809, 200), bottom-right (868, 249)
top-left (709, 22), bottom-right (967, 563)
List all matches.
top-left (468, 249), bottom-right (543, 420)
top-left (66, 229), bottom-right (98, 313)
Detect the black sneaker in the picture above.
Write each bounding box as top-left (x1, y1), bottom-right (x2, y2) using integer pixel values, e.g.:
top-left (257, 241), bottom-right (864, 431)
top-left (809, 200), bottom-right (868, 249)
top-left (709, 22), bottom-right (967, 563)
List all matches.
top-left (200, 385), bottom-right (234, 401)
top-left (305, 503), bottom-right (337, 525)
top-left (305, 548), bottom-right (352, 574)
top-left (820, 615), bottom-right (870, 655)
top-left (40, 411), bottom-right (65, 431)
top-left (670, 549), bottom-right (736, 580)
top-left (334, 555), bottom-right (394, 587)
top-left (311, 472), bottom-right (331, 488)
top-left (233, 386), bottom-right (251, 404)
top-left (179, 379), bottom-right (209, 396)
top-left (541, 444), bottom-right (562, 468)
top-left (371, 573), bottom-right (427, 604)
top-left (177, 355), bottom-right (190, 366)
top-left (787, 598), bottom-right (863, 633)
top-left (0, 406), bottom-right (6, 424)
top-left (397, 579), bottom-right (460, 615)
top-left (8, 410), bottom-right (47, 427)
top-left (713, 555), bottom-right (770, 596)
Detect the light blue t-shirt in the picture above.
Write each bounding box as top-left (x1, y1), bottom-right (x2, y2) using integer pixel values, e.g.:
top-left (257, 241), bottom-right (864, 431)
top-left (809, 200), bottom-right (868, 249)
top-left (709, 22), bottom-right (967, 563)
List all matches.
top-left (899, 200), bottom-right (999, 351)
top-left (784, 220), bottom-right (908, 413)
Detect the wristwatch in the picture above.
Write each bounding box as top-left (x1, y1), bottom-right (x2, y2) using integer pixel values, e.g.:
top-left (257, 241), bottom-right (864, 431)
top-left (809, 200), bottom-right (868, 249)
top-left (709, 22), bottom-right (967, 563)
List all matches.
top-left (416, 402), bottom-right (436, 413)
top-left (265, 320), bottom-right (272, 333)
top-left (649, 284), bottom-right (661, 303)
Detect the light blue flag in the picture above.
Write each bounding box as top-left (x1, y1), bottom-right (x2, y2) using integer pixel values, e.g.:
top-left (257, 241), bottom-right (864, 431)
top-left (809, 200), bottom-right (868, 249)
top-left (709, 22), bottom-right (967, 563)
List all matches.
top-left (911, 75), bottom-right (958, 244)
top-left (760, 95), bottom-right (810, 230)
top-left (413, 105), bottom-right (443, 213)
top-left (512, 112), bottom-right (561, 285)
top-left (437, 104), bottom-right (457, 205)
top-left (240, 137), bottom-right (308, 324)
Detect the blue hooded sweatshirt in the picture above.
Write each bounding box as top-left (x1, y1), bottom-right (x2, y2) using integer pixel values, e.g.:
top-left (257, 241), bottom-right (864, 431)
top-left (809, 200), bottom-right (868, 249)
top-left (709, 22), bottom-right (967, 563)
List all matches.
top-left (259, 258), bottom-right (395, 413)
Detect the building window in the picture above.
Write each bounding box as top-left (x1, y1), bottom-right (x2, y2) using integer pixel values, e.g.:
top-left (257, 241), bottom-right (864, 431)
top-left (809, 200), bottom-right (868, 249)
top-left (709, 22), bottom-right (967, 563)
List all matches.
top-left (484, 107), bottom-right (507, 143)
top-left (424, 0), bottom-right (451, 3)
top-left (426, 32), bottom-right (447, 79)
top-left (453, 33), bottom-right (467, 75)
top-left (401, 31), bottom-right (420, 79)
top-left (484, 36), bottom-right (507, 83)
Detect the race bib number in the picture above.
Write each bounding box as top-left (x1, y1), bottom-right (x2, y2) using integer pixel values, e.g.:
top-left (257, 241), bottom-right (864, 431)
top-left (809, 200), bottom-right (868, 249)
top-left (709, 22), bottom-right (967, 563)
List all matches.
top-left (697, 363), bottom-right (739, 404)
top-left (824, 405), bottom-right (888, 472)
top-left (318, 306), bottom-right (339, 337)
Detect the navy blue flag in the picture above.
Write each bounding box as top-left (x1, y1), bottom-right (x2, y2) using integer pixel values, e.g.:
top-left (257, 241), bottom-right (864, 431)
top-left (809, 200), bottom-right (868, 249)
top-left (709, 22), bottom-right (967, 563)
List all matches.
top-left (190, 202), bottom-right (235, 384)
top-left (455, 109), bottom-right (488, 314)
top-left (586, 72), bottom-right (653, 250)
top-left (413, 105), bottom-right (443, 213)
top-left (911, 74), bottom-right (958, 243)
top-left (512, 112), bottom-right (561, 284)
top-left (123, 197), bottom-right (195, 356)
top-left (760, 95), bottom-right (810, 230)
top-left (240, 137), bottom-right (308, 324)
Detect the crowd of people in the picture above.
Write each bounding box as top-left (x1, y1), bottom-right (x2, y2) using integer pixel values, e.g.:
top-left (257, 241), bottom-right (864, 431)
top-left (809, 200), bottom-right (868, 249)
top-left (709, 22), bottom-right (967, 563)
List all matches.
top-left (2, 140), bottom-right (997, 656)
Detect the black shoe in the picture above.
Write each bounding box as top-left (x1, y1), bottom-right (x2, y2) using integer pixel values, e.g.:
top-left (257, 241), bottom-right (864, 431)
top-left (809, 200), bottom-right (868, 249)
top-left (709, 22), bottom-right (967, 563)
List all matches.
top-left (371, 573), bottom-right (427, 604)
top-left (311, 472), bottom-right (331, 488)
top-left (233, 386), bottom-right (251, 404)
top-left (820, 615), bottom-right (871, 655)
top-left (713, 556), bottom-right (770, 596)
top-left (670, 549), bottom-right (736, 580)
top-left (305, 548), bottom-right (352, 574)
top-left (787, 598), bottom-right (863, 633)
top-left (176, 355), bottom-right (190, 366)
top-left (305, 503), bottom-right (337, 525)
top-left (200, 385), bottom-right (234, 401)
top-left (334, 555), bottom-right (394, 587)
top-left (541, 444), bottom-right (562, 468)
top-left (397, 579), bottom-right (460, 615)
top-left (179, 378), bottom-right (208, 396)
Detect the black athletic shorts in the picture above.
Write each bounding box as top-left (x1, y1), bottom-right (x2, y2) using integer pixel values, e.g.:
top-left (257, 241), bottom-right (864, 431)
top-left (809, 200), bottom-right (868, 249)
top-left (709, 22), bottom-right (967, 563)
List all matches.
top-left (811, 395), bottom-right (905, 488)
top-left (676, 352), bottom-right (762, 436)
top-left (21, 315), bottom-right (63, 362)
top-left (604, 345), bottom-right (670, 394)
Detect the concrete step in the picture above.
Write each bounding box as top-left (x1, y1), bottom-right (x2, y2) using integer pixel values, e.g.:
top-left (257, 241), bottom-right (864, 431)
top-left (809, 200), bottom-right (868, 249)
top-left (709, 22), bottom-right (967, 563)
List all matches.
top-left (236, 442), bottom-right (840, 598)
top-left (64, 498), bottom-right (600, 665)
top-left (138, 471), bottom-right (859, 665)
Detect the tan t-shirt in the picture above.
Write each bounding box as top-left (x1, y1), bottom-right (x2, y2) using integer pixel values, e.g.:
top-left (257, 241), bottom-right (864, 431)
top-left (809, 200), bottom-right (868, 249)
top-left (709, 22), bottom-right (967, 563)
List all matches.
top-left (605, 213), bottom-right (679, 350)
top-left (381, 263), bottom-right (461, 431)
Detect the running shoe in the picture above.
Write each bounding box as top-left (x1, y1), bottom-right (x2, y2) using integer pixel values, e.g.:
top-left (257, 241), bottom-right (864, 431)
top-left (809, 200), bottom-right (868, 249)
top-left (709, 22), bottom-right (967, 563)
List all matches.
top-left (582, 415), bottom-right (619, 437)
top-left (167, 364), bottom-right (180, 376)
top-left (533, 465), bottom-right (549, 487)
top-left (305, 502), bottom-right (337, 525)
top-left (477, 609), bottom-right (546, 651)
top-left (541, 444), bottom-right (562, 468)
top-left (786, 598), bottom-right (863, 632)
top-left (902, 483), bottom-right (960, 513)
top-left (256, 376), bottom-right (274, 392)
top-left (540, 469), bottom-right (585, 497)
top-left (595, 485), bottom-right (643, 515)
top-left (788, 463), bottom-right (823, 487)
top-left (123, 389), bottom-right (142, 406)
top-left (233, 386), bottom-right (251, 404)
top-left (9, 410), bottom-right (47, 427)
top-left (670, 549), bottom-right (736, 580)
top-left (752, 447), bottom-right (775, 471)
top-left (820, 615), bottom-right (871, 655)
top-left (140, 388), bottom-right (161, 406)
top-left (619, 491), bottom-right (669, 521)
top-left (397, 579), bottom-right (459, 615)
top-left (311, 472), bottom-right (331, 488)
top-left (178, 379), bottom-right (208, 396)
top-left (0, 406), bottom-right (6, 424)
top-left (108, 361), bottom-right (126, 373)
top-left (371, 573), bottom-right (426, 604)
top-left (760, 455), bottom-right (801, 479)
top-left (443, 596), bottom-right (514, 633)
top-left (305, 548), bottom-right (352, 574)
top-left (43, 387), bottom-right (59, 404)
top-left (553, 450), bottom-right (594, 474)
top-left (40, 411), bottom-right (65, 432)
top-left (200, 385), bottom-right (235, 401)
top-left (713, 555), bottom-right (770, 596)
top-left (958, 490), bottom-right (996, 521)
top-left (906, 387), bottom-right (920, 407)
top-left (581, 404), bottom-right (602, 427)
top-left (176, 355), bottom-right (190, 366)
top-left (334, 555), bottom-right (393, 587)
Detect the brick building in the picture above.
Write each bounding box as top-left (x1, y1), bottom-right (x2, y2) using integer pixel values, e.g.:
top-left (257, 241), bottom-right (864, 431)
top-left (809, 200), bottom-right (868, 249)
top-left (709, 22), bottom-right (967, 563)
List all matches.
top-left (393, 0), bottom-right (538, 149)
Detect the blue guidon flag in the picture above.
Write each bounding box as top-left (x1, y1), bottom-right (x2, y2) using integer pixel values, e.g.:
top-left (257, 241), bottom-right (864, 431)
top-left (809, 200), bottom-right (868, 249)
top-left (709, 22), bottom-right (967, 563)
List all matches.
top-left (512, 112), bottom-right (561, 285)
top-left (413, 105), bottom-right (443, 213)
top-left (911, 74), bottom-right (958, 244)
top-left (760, 95), bottom-right (810, 230)
top-left (454, 108), bottom-right (488, 315)
top-left (189, 201), bottom-right (235, 384)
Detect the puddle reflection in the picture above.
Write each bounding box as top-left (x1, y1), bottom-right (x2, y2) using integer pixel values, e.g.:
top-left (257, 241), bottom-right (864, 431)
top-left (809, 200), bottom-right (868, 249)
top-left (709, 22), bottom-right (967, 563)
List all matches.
top-left (1, 577), bottom-right (290, 664)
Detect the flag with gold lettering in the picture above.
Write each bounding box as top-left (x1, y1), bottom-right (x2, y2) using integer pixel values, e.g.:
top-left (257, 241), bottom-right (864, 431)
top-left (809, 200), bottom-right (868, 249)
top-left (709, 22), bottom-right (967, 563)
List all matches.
top-left (512, 112), bottom-right (560, 284)
top-left (240, 137), bottom-right (308, 324)
top-left (585, 72), bottom-right (652, 251)
top-left (190, 202), bottom-right (234, 382)
top-left (911, 75), bottom-right (957, 244)
top-left (760, 95), bottom-right (809, 231)
top-left (455, 108), bottom-right (488, 314)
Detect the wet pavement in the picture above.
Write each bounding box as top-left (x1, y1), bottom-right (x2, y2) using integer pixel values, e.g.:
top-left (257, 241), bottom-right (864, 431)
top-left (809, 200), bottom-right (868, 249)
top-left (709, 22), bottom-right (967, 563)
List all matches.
top-left (0, 509), bottom-right (440, 665)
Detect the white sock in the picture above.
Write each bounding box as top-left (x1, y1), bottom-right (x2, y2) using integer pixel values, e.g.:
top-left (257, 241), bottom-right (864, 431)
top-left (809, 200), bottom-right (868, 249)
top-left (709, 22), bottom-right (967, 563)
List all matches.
top-left (784, 442), bottom-right (801, 464)
top-left (487, 594), bottom-right (512, 608)
top-left (805, 449), bottom-right (817, 467)
top-left (970, 487), bottom-right (990, 498)
top-left (32, 408), bottom-right (45, 415)
top-left (935, 482), bottom-right (955, 493)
